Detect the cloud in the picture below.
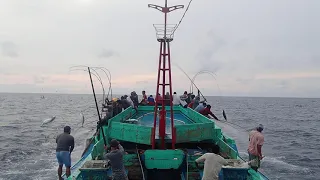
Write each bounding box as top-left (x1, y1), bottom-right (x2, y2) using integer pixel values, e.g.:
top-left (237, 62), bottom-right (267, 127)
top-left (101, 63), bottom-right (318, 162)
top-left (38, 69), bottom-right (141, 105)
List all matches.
top-left (1, 41), bottom-right (18, 57)
top-left (195, 30), bottom-right (226, 73)
top-left (98, 48), bottom-right (118, 59)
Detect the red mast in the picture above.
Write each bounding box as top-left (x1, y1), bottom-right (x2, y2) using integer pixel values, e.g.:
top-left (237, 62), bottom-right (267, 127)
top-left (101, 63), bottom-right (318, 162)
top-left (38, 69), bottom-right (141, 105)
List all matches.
top-left (148, 1), bottom-right (184, 149)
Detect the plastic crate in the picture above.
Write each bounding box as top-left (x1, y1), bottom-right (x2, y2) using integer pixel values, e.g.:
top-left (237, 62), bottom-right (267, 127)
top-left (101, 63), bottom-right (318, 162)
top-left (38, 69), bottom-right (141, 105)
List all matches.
top-left (79, 160), bottom-right (111, 179)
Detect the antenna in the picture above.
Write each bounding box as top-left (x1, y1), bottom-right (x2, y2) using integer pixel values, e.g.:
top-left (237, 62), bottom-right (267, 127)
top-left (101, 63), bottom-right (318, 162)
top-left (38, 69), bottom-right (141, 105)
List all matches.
top-left (148, 0), bottom-right (184, 149)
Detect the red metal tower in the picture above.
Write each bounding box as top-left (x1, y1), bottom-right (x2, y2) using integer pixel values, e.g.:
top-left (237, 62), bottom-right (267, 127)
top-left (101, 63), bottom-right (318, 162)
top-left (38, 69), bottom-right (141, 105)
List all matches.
top-left (148, 1), bottom-right (184, 149)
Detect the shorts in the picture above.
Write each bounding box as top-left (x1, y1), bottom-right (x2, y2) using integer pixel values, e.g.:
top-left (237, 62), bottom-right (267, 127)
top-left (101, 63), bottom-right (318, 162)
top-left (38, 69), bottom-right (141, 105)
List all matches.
top-left (248, 153), bottom-right (260, 168)
top-left (112, 169), bottom-right (128, 180)
top-left (56, 151), bottom-right (71, 167)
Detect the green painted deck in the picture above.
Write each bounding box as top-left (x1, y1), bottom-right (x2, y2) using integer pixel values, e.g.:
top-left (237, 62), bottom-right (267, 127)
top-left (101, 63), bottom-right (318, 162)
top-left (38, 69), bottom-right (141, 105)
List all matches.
top-left (65, 106), bottom-right (268, 180)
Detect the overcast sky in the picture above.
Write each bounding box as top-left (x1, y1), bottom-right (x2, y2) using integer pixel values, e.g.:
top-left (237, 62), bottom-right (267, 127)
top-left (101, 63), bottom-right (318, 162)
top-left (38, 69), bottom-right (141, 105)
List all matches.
top-left (1, 0), bottom-right (319, 97)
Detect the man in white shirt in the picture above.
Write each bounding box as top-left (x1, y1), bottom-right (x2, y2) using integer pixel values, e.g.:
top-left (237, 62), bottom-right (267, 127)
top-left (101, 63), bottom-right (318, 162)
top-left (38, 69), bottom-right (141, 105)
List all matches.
top-left (172, 92), bottom-right (180, 105)
top-left (195, 145), bottom-right (228, 180)
top-left (194, 102), bottom-right (206, 112)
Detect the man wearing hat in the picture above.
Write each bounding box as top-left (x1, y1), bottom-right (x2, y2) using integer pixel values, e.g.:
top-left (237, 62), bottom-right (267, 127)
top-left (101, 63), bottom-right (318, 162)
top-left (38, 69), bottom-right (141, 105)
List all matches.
top-left (248, 124), bottom-right (265, 171)
top-left (56, 126), bottom-right (74, 180)
top-left (104, 139), bottom-right (128, 180)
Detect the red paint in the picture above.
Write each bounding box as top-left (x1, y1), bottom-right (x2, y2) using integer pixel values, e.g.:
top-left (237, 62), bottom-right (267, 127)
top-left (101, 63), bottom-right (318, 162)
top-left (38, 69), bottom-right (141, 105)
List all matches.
top-left (149, 0), bottom-right (184, 150)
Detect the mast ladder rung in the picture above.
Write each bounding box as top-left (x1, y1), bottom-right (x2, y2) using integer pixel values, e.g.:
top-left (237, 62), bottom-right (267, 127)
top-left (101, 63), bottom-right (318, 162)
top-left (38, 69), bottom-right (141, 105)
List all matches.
top-left (158, 83), bottom-right (170, 86)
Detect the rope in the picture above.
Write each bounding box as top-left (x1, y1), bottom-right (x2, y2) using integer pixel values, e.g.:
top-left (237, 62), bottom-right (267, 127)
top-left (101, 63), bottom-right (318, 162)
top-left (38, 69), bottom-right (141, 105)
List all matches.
top-left (136, 146), bottom-right (146, 180)
top-left (172, 0), bottom-right (194, 34)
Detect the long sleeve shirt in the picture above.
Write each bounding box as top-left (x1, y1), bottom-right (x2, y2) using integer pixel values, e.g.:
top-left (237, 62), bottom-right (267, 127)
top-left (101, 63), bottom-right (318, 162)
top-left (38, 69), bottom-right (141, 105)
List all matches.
top-left (199, 108), bottom-right (218, 120)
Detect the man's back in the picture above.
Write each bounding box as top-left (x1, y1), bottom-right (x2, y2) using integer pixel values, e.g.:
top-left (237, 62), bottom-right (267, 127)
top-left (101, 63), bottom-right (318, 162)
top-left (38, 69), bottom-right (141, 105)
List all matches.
top-left (56, 133), bottom-right (74, 152)
top-left (104, 145), bottom-right (125, 171)
top-left (248, 130), bottom-right (264, 155)
top-left (195, 104), bottom-right (204, 112)
top-left (196, 153), bottom-right (227, 180)
top-left (172, 94), bottom-right (180, 105)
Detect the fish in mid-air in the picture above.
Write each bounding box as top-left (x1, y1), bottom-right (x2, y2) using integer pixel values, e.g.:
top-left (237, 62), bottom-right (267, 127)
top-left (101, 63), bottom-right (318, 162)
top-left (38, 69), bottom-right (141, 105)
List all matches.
top-left (41, 116), bottom-right (56, 126)
top-left (80, 112), bottom-right (85, 127)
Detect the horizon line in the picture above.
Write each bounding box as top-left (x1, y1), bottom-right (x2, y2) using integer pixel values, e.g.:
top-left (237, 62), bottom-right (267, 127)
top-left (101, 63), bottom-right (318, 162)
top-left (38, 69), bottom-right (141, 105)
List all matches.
top-left (0, 92), bottom-right (319, 99)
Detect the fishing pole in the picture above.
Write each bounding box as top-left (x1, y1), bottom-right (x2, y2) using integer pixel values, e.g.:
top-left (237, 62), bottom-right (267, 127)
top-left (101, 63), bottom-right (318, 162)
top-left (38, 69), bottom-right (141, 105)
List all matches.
top-left (69, 66), bottom-right (106, 104)
top-left (91, 67), bottom-right (112, 100)
top-left (190, 70), bottom-right (217, 94)
top-left (69, 68), bottom-right (105, 97)
top-left (69, 67), bottom-right (106, 118)
top-left (88, 67), bottom-right (107, 146)
top-left (173, 63), bottom-right (207, 102)
top-left (190, 70), bottom-right (228, 121)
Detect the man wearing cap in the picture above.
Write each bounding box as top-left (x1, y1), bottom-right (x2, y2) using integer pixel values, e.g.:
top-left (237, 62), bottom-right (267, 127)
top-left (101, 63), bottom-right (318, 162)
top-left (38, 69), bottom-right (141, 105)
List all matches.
top-left (104, 139), bottom-right (128, 180)
top-left (248, 124), bottom-right (264, 171)
top-left (56, 126), bottom-right (74, 180)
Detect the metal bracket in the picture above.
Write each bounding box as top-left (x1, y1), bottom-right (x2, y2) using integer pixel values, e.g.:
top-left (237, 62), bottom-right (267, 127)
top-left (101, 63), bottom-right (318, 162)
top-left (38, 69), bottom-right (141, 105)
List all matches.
top-left (148, 4), bottom-right (184, 13)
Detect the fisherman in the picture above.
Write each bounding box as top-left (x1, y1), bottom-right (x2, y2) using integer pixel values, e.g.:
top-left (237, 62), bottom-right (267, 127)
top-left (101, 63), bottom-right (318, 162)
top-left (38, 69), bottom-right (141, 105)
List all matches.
top-left (195, 145), bottom-right (228, 180)
top-left (164, 92), bottom-right (171, 106)
top-left (192, 91), bottom-right (201, 109)
top-left (130, 91), bottom-right (139, 109)
top-left (121, 96), bottom-right (131, 110)
top-left (113, 99), bottom-right (122, 117)
top-left (125, 95), bottom-right (134, 108)
top-left (180, 91), bottom-right (188, 108)
top-left (56, 126), bottom-right (74, 180)
top-left (104, 139), bottom-right (128, 180)
top-left (140, 90), bottom-right (148, 105)
top-left (248, 124), bottom-right (265, 172)
top-left (156, 93), bottom-right (163, 106)
top-left (147, 95), bottom-right (155, 106)
top-left (187, 94), bottom-right (196, 108)
top-left (172, 92), bottom-right (181, 105)
top-left (199, 105), bottom-right (219, 120)
top-left (195, 102), bottom-right (206, 112)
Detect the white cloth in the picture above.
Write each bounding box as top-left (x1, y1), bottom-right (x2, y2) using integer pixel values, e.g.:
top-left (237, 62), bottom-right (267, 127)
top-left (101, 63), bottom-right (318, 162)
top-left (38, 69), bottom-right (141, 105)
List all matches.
top-left (196, 153), bottom-right (228, 180)
top-left (194, 104), bottom-right (205, 112)
top-left (126, 97), bottom-right (134, 107)
top-left (180, 100), bottom-right (187, 106)
top-left (172, 94), bottom-right (181, 105)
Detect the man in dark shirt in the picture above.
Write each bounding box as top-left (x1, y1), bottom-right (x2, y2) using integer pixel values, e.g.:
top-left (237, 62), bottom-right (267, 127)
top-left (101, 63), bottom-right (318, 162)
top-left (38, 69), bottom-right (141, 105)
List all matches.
top-left (56, 126), bottom-right (74, 180)
top-left (199, 105), bottom-right (219, 120)
top-left (104, 139), bottom-right (128, 180)
top-left (121, 96), bottom-right (131, 109)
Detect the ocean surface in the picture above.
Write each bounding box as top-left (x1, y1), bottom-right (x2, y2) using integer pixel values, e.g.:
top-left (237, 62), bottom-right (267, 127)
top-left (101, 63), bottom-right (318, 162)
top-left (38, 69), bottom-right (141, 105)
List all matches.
top-left (0, 93), bottom-right (319, 180)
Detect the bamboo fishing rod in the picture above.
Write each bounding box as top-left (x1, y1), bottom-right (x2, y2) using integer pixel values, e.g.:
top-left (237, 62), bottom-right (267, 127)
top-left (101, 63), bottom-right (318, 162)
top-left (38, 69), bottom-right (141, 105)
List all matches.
top-left (174, 64), bottom-right (207, 102)
top-left (88, 67), bottom-right (107, 146)
top-left (174, 64), bottom-right (228, 121)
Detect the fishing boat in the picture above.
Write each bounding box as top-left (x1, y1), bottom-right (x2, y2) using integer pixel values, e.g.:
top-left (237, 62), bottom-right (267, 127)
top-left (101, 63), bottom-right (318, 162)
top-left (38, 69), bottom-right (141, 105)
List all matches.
top-left (62, 1), bottom-right (269, 179)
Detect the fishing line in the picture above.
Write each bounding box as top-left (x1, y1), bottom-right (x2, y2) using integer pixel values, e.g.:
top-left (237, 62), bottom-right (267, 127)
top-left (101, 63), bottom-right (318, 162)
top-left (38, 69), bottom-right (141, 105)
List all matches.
top-left (69, 67), bottom-right (105, 103)
top-left (69, 67), bottom-right (107, 119)
top-left (172, 63), bottom-right (207, 101)
top-left (91, 67), bottom-right (112, 101)
top-left (190, 70), bottom-right (218, 94)
top-left (172, 0), bottom-right (194, 35)
top-left (70, 66), bottom-right (113, 120)
top-left (191, 70), bottom-right (225, 113)
top-left (71, 66), bottom-right (112, 102)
